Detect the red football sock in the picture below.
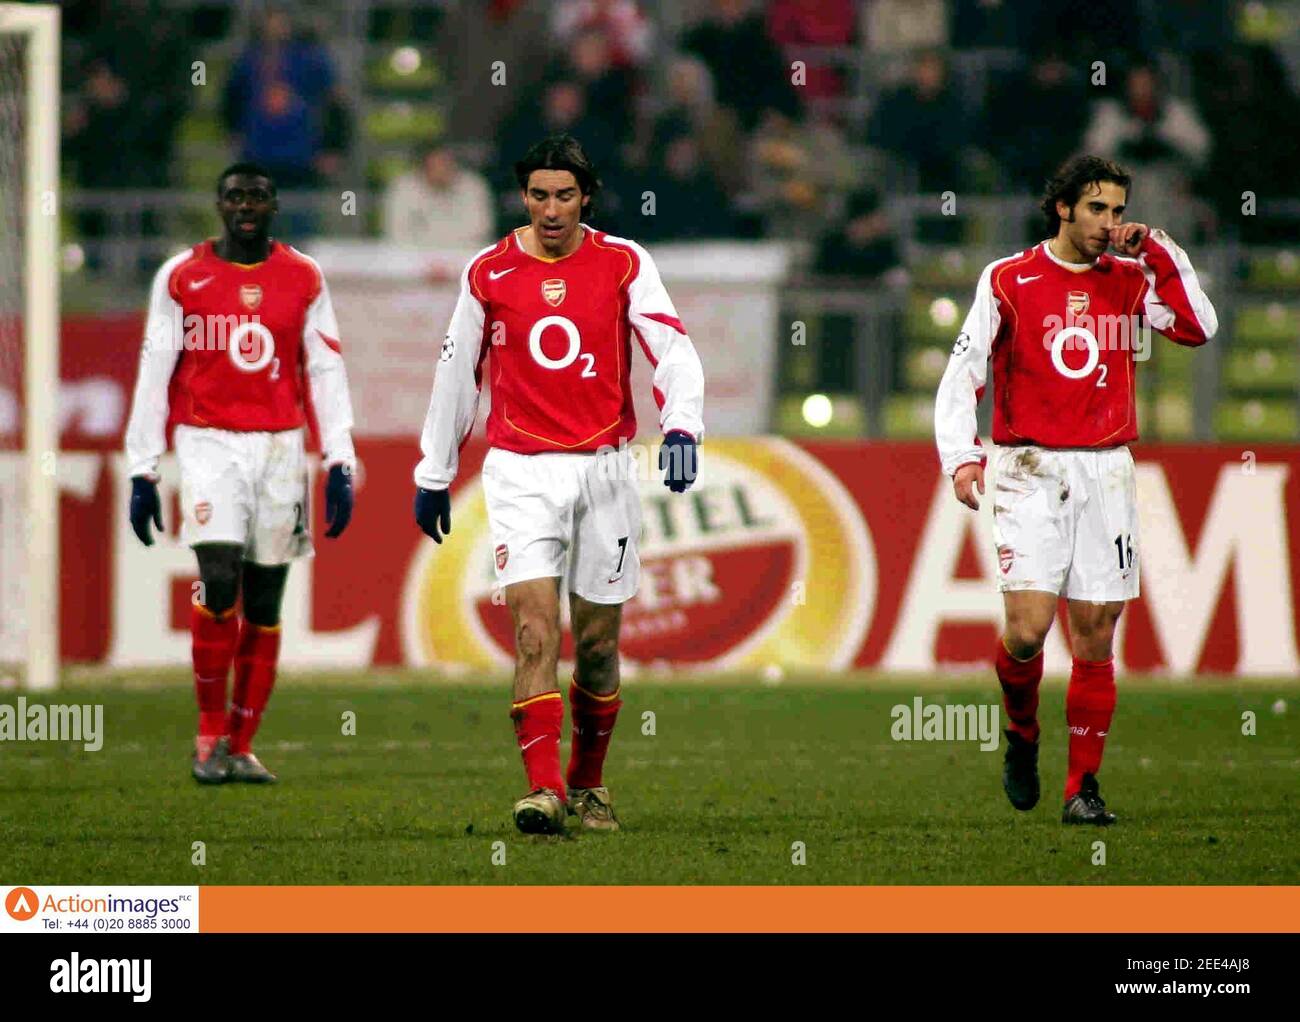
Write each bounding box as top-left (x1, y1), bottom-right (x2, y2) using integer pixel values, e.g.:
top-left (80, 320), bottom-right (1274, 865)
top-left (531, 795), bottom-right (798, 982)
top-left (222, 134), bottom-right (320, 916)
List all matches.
top-left (1065, 656), bottom-right (1117, 800)
top-left (996, 639), bottom-right (1043, 743)
top-left (227, 621), bottom-right (281, 755)
top-left (510, 691), bottom-right (565, 797)
top-left (192, 604), bottom-right (239, 739)
top-left (566, 677), bottom-right (622, 790)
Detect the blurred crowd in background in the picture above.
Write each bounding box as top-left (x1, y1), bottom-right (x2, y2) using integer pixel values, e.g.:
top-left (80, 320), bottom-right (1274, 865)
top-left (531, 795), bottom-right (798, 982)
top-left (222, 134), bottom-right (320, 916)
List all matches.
top-left (58, 0), bottom-right (1300, 272)
top-left (38, 0), bottom-right (1300, 442)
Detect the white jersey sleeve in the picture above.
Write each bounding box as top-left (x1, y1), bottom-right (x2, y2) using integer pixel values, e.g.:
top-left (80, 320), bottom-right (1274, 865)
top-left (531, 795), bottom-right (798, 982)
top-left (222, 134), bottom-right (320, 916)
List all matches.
top-left (413, 250), bottom-right (491, 489)
top-left (1135, 229), bottom-right (1218, 347)
top-left (123, 249), bottom-right (190, 479)
top-left (622, 239), bottom-right (705, 441)
top-left (300, 267), bottom-right (357, 470)
top-left (934, 258), bottom-right (1005, 477)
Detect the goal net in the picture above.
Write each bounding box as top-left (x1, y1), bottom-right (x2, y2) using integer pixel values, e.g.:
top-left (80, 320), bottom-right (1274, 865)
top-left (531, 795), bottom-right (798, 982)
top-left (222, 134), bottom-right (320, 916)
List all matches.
top-left (0, 4), bottom-right (59, 689)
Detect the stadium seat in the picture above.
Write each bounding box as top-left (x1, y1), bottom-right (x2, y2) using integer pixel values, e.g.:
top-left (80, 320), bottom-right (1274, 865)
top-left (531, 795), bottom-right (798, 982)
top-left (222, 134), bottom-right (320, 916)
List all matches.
top-left (366, 48), bottom-right (442, 93)
top-left (363, 102), bottom-right (444, 145)
top-left (902, 345), bottom-right (949, 389)
top-left (1223, 347), bottom-right (1298, 394)
top-left (775, 394), bottom-right (865, 438)
top-left (1245, 251), bottom-right (1300, 289)
top-left (882, 394), bottom-right (936, 439)
top-left (1213, 399), bottom-right (1298, 441)
top-left (1154, 391), bottom-right (1194, 439)
top-left (1234, 301), bottom-right (1300, 347)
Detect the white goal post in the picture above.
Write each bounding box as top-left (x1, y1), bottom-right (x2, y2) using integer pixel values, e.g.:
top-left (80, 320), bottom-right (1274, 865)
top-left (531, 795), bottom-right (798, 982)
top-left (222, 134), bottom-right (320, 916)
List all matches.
top-left (0, 3), bottom-right (59, 690)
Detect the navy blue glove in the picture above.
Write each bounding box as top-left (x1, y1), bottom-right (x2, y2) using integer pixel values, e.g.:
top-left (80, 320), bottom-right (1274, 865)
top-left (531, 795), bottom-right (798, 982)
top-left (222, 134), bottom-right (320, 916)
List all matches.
top-left (659, 430), bottom-right (698, 493)
top-left (129, 476), bottom-right (163, 546)
top-left (415, 487), bottom-right (451, 543)
top-left (324, 464), bottom-right (353, 538)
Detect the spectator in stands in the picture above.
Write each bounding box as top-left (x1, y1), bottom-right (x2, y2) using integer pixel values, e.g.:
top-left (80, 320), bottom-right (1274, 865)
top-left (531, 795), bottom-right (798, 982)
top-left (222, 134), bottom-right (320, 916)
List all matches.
top-left (70, 0), bottom-right (189, 188)
top-left (744, 107), bottom-right (854, 243)
top-left (766, 0), bottom-right (856, 105)
top-left (551, 0), bottom-right (653, 71)
top-left (65, 56), bottom-right (137, 188)
top-left (1082, 62), bottom-right (1209, 240)
top-left (558, 28), bottom-right (636, 148)
top-left (221, 9), bottom-right (348, 190)
top-left (383, 142), bottom-right (494, 250)
top-left (867, 49), bottom-right (968, 192)
top-left (1192, 45), bottom-right (1300, 242)
top-left (497, 80), bottom-right (621, 191)
top-left (986, 47), bottom-right (1086, 192)
top-left (635, 133), bottom-right (736, 242)
top-left (495, 81), bottom-right (630, 233)
top-left (680, 0), bottom-right (799, 131)
top-left (812, 188), bottom-right (906, 286)
top-left (645, 55), bottom-right (745, 194)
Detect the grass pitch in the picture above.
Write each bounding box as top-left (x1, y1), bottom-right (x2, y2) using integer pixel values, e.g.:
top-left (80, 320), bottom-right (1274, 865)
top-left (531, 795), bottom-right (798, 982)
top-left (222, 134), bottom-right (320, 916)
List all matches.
top-left (1, 671), bottom-right (1297, 885)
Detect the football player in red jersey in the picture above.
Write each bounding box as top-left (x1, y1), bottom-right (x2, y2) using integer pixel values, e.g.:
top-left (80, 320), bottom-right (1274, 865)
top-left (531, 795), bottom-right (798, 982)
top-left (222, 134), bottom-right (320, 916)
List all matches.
top-left (124, 163), bottom-right (358, 785)
top-left (935, 155), bottom-right (1217, 824)
top-left (413, 135), bottom-right (705, 834)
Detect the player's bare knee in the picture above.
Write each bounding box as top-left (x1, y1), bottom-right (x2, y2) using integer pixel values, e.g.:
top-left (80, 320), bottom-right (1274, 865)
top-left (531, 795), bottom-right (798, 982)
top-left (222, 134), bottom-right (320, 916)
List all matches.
top-left (515, 616), bottom-right (560, 664)
top-left (1069, 602), bottom-right (1123, 660)
top-left (1004, 611), bottom-right (1052, 658)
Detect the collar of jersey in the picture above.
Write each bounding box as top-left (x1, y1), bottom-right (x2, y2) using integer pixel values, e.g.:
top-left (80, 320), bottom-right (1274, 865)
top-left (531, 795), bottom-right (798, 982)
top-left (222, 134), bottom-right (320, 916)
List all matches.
top-left (1040, 239), bottom-right (1096, 273)
top-left (513, 224), bottom-right (588, 263)
top-left (208, 238), bottom-right (274, 269)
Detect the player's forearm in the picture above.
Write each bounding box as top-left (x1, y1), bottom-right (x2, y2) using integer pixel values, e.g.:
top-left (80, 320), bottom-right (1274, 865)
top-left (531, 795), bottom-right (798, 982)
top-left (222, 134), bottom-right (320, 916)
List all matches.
top-left (123, 349), bottom-right (178, 478)
top-left (413, 386), bottom-right (476, 489)
top-left (655, 349), bottom-right (705, 441)
top-left (1142, 230), bottom-right (1218, 345)
top-left (934, 369), bottom-right (985, 477)
top-left (124, 402), bottom-right (167, 478)
top-left (307, 362), bottom-right (357, 469)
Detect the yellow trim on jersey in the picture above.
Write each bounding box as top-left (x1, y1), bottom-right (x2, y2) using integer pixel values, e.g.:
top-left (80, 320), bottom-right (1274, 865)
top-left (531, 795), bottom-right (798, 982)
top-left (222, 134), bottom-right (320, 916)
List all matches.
top-left (206, 236), bottom-right (272, 269)
top-left (503, 411), bottom-right (622, 449)
top-left (513, 225), bottom-right (588, 263)
top-left (512, 690), bottom-right (562, 710)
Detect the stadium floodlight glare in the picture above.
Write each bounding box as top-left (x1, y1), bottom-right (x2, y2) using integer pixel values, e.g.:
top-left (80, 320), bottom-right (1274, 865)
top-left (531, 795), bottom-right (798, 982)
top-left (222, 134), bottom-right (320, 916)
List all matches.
top-left (929, 296), bottom-right (959, 327)
top-left (0, 3), bottom-right (60, 691)
top-left (802, 393), bottom-right (834, 429)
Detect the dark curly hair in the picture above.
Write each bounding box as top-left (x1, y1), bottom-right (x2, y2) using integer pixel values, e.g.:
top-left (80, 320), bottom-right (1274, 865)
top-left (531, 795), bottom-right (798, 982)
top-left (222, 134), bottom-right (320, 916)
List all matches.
top-left (514, 134), bottom-right (601, 221)
top-left (216, 161), bottom-right (275, 196)
top-left (1040, 155), bottom-right (1131, 236)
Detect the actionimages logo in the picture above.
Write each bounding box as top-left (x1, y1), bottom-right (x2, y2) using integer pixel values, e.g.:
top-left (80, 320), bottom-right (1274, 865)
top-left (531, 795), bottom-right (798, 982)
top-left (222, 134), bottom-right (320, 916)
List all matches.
top-left (6, 887), bottom-right (39, 921)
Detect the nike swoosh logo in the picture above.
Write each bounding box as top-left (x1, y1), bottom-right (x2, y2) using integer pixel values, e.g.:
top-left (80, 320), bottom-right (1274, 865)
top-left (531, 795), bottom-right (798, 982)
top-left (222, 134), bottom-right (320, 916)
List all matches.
top-left (520, 735), bottom-right (548, 751)
top-left (596, 729), bottom-right (612, 736)
top-left (1016, 274), bottom-right (1042, 284)
top-left (488, 268), bottom-right (516, 280)
top-left (189, 276), bottom-right (215, 291)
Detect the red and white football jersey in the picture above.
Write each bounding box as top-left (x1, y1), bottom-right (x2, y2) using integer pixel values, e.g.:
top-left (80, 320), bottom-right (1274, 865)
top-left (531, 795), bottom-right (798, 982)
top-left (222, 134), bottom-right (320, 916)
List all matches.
top-left (125, 240), bottom-right (356, 478)
top-left (935, 229), bottom-right (1217, 475)
top-left (415, 224), bottom-right (706, 488)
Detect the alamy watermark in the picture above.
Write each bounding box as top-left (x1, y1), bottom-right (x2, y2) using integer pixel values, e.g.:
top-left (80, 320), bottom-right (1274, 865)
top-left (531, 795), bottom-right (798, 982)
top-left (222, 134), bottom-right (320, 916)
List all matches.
top-left (1041, 312), bottom-right (1153, 376)
top-left (0, 698), bottom-right (103, 751)
top-left (890, 697), bottom-right (999, 751)
top-left (593, 437), bottom-right (695, 483)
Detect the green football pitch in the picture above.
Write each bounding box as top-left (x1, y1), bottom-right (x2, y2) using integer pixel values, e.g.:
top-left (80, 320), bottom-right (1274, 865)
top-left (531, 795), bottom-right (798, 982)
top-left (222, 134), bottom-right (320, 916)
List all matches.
top-left (2, 671), bottom-right (1297, 886)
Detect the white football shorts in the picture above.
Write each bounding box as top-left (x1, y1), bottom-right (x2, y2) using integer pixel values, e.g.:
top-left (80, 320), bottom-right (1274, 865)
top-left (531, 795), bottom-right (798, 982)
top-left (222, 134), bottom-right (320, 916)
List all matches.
top-left (480, 445), bottom-right (641, 604)
top-left (991, 444), bottom-right (1139, 602)
top-left (174, 424), bottom-right (312, 565)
